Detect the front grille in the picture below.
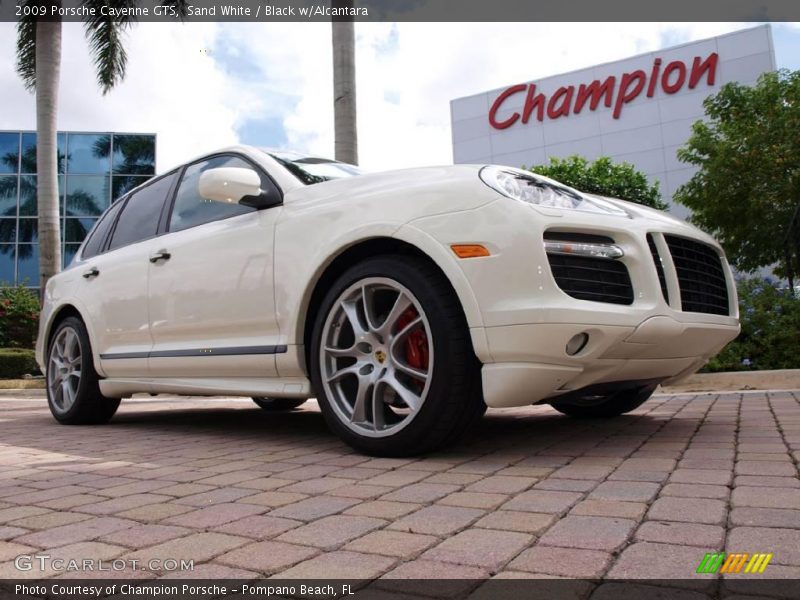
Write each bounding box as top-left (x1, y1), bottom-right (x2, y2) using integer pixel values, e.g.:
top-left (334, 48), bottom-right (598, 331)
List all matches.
top-left (647, 234), bottom-right (670, 303)
top-left (664, 234), bottom-right (729, 315)
top-left (547, 254), bottom-right (634, 305)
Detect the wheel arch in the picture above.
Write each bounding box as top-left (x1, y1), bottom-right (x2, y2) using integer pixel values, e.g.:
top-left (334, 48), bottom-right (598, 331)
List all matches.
top-left (298, 235), bottom-right (484, 372)
top-left (40, 302), bottom-right (106, 377)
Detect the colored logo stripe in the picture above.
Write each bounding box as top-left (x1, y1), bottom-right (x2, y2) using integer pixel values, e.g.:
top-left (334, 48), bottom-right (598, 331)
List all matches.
top-left (697, 553), bottom-right (725, 573)
top-left (697, 552), bottom-right (773, 574)
top-left (745, 553), bottom-right (773, 574)
top-left (721, 553), bottom-right (749, 573)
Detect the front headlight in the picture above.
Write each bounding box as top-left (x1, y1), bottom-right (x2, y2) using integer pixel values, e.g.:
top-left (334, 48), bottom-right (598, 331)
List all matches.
top-left (479, 165), bottom-right (629, 217)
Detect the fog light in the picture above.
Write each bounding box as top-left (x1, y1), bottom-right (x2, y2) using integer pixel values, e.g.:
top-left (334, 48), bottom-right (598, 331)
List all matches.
top-left (566, 332), bottom-right (589, 356)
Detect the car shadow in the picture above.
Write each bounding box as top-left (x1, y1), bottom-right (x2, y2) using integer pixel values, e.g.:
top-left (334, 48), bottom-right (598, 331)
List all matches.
top-left (0, 396), bottom-right (690, 465)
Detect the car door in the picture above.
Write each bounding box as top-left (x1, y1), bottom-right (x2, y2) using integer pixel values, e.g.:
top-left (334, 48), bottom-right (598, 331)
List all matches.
top-left (146, 154), bottom-right (282, 378)
top-left (76, 171), bottom-right (179, 378)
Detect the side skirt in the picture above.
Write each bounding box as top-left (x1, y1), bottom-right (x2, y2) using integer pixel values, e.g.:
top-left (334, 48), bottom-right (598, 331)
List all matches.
top-left (99, 376), bottom-right (312, 399)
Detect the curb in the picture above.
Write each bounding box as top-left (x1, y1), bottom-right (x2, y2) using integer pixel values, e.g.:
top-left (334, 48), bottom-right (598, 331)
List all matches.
top-left (661, 369), bottom-right (800, 393)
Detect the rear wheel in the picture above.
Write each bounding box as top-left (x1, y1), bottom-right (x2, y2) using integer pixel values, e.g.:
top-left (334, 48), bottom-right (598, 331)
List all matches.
top-left (47, 317), bottom-right (120, 425)
top-left (551, 384), bottom-right (657, 418)
top-left (252, 397), bottom-right (307, 411)
top-left (310, 255), bottom-right (484, 456)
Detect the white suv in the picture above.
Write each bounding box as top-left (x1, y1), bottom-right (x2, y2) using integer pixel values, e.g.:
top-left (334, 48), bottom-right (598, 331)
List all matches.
top-left (36, 146), bottom-right (740, 455)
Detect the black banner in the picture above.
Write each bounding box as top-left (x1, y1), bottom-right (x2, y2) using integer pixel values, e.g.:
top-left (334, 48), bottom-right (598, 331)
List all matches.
top-left (2, 579), bottom-right (800, 600)
top-left (1, 0), bottom-right (800, 23)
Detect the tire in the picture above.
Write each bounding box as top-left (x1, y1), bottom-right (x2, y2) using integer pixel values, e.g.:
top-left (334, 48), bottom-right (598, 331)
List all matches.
top-left (551, 384), bottom-right (657, 418)
top-left (310, 255), bottom-right (484, 456)
top-left (252, 397), bottom-right (307, 411)
top-left (46, 316), bottom-right (121, 425)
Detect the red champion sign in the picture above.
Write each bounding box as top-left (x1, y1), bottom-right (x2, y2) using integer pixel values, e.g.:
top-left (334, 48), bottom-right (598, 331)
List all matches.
top-left (489, 53), bottom-right (719, 129)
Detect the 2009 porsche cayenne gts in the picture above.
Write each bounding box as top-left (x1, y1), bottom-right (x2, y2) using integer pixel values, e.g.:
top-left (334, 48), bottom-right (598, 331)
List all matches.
top-left (36, 146), bottom-right (740, 455)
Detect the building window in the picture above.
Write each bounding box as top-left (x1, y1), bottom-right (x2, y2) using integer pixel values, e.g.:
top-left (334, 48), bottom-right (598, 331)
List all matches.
top-left (0, 130), bottom-right (156, 287)
top-left (66, 175), bottom-right (111, 216)
top-left (0, 244), bottom-right (15, 283)
top-left (16, 243), bottom-right (38, 286)
top-left (0, 133), bottom-right (20, 174)
top-left (67, 133), bottom-right (111, 175)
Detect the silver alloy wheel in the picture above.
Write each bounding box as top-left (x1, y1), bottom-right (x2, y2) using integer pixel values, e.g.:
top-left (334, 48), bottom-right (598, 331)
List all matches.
top-left (48, 327), bottom-right (82, 415)
top-left (320, 277), bottom-right (434, 438)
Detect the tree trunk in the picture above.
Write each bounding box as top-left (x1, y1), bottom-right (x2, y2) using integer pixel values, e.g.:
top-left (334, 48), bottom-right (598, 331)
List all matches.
top-left (35, 20), bottom-right (62, 296)
top-left (332, 12), bottom-right (357, 165)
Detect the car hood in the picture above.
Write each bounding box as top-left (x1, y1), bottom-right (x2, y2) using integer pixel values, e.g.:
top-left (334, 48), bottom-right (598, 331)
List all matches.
top-left (282, 164), bottom-right (495, 214)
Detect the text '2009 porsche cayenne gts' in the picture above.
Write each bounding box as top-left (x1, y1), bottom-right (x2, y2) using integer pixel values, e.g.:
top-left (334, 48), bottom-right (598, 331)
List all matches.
top-left (36, 146), bottom-right (740, 455)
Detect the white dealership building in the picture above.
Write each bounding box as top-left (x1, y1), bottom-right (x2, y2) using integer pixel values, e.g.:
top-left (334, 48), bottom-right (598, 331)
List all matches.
top-left (450, 25), bottom-right (776, 217)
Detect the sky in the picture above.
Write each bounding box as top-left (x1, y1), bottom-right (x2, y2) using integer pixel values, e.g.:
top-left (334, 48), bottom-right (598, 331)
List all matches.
top-left (0, 21), bottom-right (798, 172)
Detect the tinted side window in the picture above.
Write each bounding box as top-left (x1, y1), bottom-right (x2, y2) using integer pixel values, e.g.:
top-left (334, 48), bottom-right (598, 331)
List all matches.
top-left (169, 156), bottom-right (266, 233)
top-left (81, 199), bottom-right (125, 259)
top-left (108, 172), bottom-right (177, 251)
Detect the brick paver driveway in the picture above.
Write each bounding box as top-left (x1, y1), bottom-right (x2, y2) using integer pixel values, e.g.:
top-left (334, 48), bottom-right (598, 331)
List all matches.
top-left (0, 391), bottom-right (798, 590)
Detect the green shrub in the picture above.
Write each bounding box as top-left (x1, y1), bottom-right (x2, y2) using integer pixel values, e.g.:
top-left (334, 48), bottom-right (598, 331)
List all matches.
top-left (0, 284), bottom-right (40, 349)
top-left (705, 278), bottom-right (800, 372)
top-left (0, 348), bottom-right (39, 379)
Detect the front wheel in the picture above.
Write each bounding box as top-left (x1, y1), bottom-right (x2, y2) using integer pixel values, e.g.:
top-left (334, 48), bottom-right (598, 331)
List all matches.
top-left (252, 397), bottom-right (307, 411)
top-left (551, 384), bottom-right (657, 418)
top-left (310, 255), bottom-right (484, 457)
top-left (47, 317), bottom-right (120, 425)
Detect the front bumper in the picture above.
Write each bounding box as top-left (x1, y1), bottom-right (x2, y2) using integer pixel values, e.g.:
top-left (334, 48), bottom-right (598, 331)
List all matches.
top-left (479, 317), bottom-right (737, 407)
top-left (409, 197), bottom-right (740, 408)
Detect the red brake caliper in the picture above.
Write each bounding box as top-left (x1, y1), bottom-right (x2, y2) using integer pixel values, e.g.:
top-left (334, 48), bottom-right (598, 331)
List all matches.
top-left (395, 307), bottom-right (429, 383)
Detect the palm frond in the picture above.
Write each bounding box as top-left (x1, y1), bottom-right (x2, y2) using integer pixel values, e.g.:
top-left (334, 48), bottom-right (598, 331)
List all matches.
top-left (80, 0), bottom-right (136, 94)
top-left (15, 2), bottom-right (37, 91)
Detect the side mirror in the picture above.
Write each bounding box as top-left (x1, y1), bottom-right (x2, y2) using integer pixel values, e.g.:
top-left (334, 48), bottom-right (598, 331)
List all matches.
top-left (198, 167), bottom-right (262, 205)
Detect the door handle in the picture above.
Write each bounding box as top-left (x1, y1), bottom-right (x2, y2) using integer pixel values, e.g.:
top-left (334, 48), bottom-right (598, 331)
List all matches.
top-left (82, 267), bottom-right (99, 279)
top-left (149, 250), bottom-right (171, 263)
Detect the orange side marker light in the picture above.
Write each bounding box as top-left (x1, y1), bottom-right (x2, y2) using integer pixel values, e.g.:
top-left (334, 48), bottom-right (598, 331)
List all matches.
top-left (451, 244), bottom-right (490, 259)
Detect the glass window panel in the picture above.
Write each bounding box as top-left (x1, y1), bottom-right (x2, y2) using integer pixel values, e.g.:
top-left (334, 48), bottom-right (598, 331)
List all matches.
top-left (64, 218), bottom-right (96, 243)
top-left (64, 243), bottom-right (81, 267)
top-left (66, 133), bottom-right (111, 175)
top-left (59, 174), bottom-right (65, 214)
top-left (112, 135), bottom-right (156, 175)
top-left (17, 175), bottom-right (66, 217)
top-left (17, 218), bottom-right (37, 244)
top-left (20, 132), bottom-right (35, 174)
top-left (170, 156), bottom-right (257, 233)
top-left (112, 175), bottom-right (151, 200)
top-left (81, 200), bottom-right (124, 260)
top-left (0, 175), bottom-right (17, 216)
top-left (20, 132), bottom-right (68, 174)
top-left (0, 133), bottom-right (20, 174)
top-left (66, 175), bottom-right (110, 216)
top-left (0, 244), bottom-right (14, 284)
top-left (17, 175), bottom-right (37, 217)
top-left (109, 172), bottom-right (177, 250)
top-left (16, 244), bottom-right (38, 286)
top-left (0, 219), bottom-right (16, 243)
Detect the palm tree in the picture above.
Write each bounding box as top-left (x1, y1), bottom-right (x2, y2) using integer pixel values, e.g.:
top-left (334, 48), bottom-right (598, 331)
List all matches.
top-left (15, 0), bottom-right (186, 294)
top-left (331, 1), bottom-right (358, 165)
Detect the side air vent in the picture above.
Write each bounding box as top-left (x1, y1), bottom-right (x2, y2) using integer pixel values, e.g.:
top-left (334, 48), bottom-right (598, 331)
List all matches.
top-left (546, 254), bottom-right (634, 305)
top-left (544, 230), bottom-right (633, 305)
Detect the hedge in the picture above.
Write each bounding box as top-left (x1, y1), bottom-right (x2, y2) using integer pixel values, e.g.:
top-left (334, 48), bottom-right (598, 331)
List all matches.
top-left (0, 348), bottom-right (39, 379)
top-left (0, 284), bottom-right (40, 349)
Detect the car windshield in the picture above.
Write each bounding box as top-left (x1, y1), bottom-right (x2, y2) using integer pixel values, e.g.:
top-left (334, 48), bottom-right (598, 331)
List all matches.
top-left (263, 149), bottom-right (365, 185)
